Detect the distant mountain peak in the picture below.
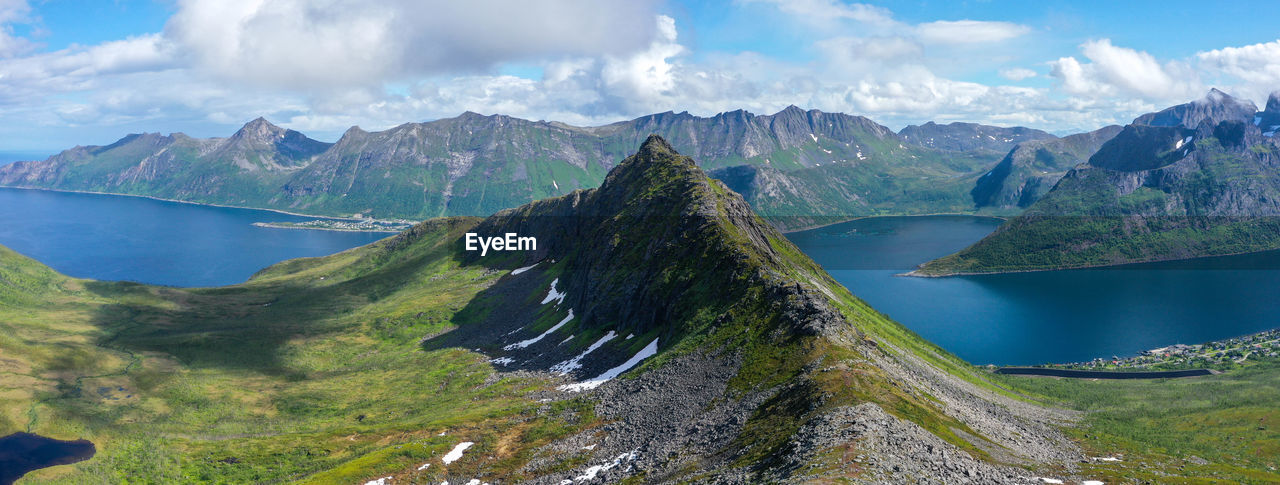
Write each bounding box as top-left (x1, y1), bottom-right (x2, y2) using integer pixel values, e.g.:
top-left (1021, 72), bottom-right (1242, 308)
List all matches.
top-left (1133, 89), bottom-right (1258, 128)
top-left (231, 117), bottom-right (286, 142)
top-left (778, 104), bottom-right (807, 114)
top-left (1266, 91), bottom-right (1280, 113)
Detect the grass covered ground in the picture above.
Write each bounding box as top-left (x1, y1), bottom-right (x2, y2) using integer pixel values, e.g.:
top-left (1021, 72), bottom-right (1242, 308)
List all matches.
top-left (996, 361), bottom-right (1280, 483)
top-left (1, 218), bottom-right (599, 484)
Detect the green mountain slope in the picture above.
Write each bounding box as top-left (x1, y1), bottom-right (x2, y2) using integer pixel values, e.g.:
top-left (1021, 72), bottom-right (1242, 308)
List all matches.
top-left (918, 89), bottom-right (1280, 275)
top-left (3, 137), bottom-right (1278, 483)
top-left (0, 136), bottom-right (1070, 483)
top-left (0, 108), bottom-right (1012, 229)
top-left (971, 125), bottom-right (1123, 210)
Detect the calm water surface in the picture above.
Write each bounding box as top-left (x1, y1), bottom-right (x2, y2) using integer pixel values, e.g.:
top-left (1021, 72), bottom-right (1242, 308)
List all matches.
top-left (786, 215), bottom-right (1280, 365)
top-left (0, 432), bottom-right (95, 485)
top-left (0, 188), bottom-right (388, 287)
top-left (5, 187), bottom-right (1278, 366)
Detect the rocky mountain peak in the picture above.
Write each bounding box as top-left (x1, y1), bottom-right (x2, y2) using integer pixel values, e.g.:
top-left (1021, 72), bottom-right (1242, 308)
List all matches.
top-left (231, 117), bottom-right (286, 143)
top-left (1133, 88), bottom-right (1258, 128)
top-left (1267, 91), bottom-right (1280, 113)
top-left (633, 133), bottom-right (678, 161)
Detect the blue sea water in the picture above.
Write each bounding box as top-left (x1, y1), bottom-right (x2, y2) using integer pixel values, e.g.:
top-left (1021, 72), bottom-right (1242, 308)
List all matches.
top-left (0, 187), bottom-right (388, 287)
top-left (786, 215), bottom-right (1280, 365)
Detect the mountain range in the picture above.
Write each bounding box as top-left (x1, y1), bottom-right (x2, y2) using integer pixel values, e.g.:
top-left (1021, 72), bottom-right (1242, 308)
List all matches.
top-left (919, 89), bottom-right (1280, 275)
top-left (0, 107), bottom-right (1101, 230)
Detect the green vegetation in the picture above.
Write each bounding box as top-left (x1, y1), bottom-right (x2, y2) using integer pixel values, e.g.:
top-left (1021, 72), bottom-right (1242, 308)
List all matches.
top-left (0, 111), bottom-right (1010, 232)
top-left (998, 362), bottom-right (1280, 483)
top-left (7, 136), bottom-right (1280, 483)
top-left (1, 218), bottom-right (594, 483)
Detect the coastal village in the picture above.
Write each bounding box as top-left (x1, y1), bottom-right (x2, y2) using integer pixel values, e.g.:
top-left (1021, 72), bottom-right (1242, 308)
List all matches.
top-left (253, 217), bottom-right (416, 233)
top-left (1047, 328), bottom-right (1280, 371)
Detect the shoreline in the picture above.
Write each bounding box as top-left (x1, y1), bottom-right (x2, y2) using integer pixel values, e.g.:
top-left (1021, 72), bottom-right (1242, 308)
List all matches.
top-left (775, 212), bottom-right (1009, 234)
top-left (251, 222), bottom-right (402, 233)
top-left (904, 245), bottom-right (1280, 278)
top-left (0, 185), bottom-right (367, 221)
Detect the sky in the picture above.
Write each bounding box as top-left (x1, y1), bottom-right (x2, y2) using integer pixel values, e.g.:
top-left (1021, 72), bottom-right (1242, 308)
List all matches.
top-left (0, 0), bottom-right (1278, 151)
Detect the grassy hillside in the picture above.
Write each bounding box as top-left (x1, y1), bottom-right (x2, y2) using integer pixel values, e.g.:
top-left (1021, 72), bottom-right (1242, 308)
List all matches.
top-left (3, 138), bottom-right (1276, 483)
top-left (998, 362), bottom-right (1280, 483)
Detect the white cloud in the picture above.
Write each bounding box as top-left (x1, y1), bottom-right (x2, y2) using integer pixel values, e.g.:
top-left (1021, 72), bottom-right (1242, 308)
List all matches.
top-left (0, 0), bottom-right (34, 58)
top-left (4, 0), bottom-right (1280, 149)
top-left (600, 15), bottom-right (685, 111)
top-left (915, 20), bottom-right (1031, 44)
top-left (1197, 39), bottom-right (1280, 88)
top-left (999, 67), bottom-right (1037, 81)
top-left (816, 36), bottom-right (922, 61)
top-left (738, 0), bottom-right (897, 30)
top-left (166, 0), bottom-right (661, 91)
top-left (1048, 39), bottom-right (1201, 101)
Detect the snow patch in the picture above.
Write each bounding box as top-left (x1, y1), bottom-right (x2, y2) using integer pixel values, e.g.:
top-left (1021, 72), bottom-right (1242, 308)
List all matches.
top-left (489, 357), bottom-right (515, 366)
top-left (417, 462), bottom-right (431, 471)
top-left (504, 310), bottom-right (574, 350)
top-left (559, 335), bottom-right (574, 345)
top-left (365, 477), bottom-right (393, 485)
top-left (442, 441), bottom-right (474, 464)
top-left (561, 450), bottom-right (639, 483)
top-left (1256, 115), bottom-right (1263, 126)
top-left (559, 338), bottom-right (659, 392)
top-left (809, 133), bottom-right (817, 142)
top-left (552, 180), bottom-right (559, 190)
top-left (550, 331), bottom-right (617, 374)
top-left (625, 333), bottom-right (634, 340)
top-left (582, 444), bottom-right (597, 450)
top-left (1034, 479), bottom-right (1062, 484)
top-left (511, 262), bottom-right (539, 275)
top-left (1082, 481), bottom-right (1104, 485)
top-left (541, 278), bottom-right (566, 305)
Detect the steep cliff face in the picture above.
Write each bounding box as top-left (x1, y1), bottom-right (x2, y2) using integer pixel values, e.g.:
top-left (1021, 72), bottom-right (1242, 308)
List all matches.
top-left (1258, 91), bottom-right (1280, 136)
top-left (971, 125), bottom-right (1123, 209)
top-left (919, 89), bottom-right (1280, 275)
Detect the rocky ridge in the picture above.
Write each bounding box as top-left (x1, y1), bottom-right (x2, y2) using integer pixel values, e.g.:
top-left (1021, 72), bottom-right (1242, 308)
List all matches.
top-left (416, 136), bottom-right (1082, 482)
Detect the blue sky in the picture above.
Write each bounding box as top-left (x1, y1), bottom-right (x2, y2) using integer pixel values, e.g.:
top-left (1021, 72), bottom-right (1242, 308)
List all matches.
top-left (0, 0), bottom-right (1278, 152)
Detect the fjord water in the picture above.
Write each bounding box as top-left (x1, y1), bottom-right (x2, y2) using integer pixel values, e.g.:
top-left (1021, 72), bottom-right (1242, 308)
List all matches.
top-left (0, 188), bottom-right (387, 287)
top-left (0, 432), bottom-right (95, 485)
top-left (787, 215), bottom-right (1280, 365)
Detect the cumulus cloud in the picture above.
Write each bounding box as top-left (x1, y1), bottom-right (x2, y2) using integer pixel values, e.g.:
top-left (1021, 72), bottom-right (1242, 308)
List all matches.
top-left (0, 0), bottom-right (34, 58)
top-left (816, 36), bottom-right (923, 61)
top-left (1197, 39), bottom-right (1280, 86)
top-left (5, 0), bottom-right (1280, 148)
top-left (999, 67), bottom-right (1037, 81)
top-left (738, 0), bottom-right (897, 30)
top-left (915, 20), bottom-right (1031, 44)
top-left (166, 0), bottom-right (661, 90)
top-left (1049, 39), bottom-right (1201, 101)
